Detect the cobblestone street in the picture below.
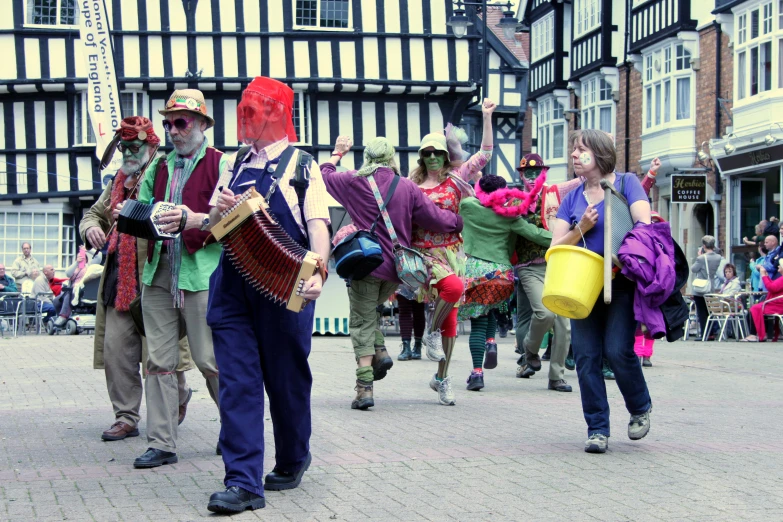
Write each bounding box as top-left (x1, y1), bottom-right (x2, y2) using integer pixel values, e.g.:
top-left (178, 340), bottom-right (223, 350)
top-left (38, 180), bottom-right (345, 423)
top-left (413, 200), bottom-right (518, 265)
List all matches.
top-left (1, 333), bottom-right (783, 521)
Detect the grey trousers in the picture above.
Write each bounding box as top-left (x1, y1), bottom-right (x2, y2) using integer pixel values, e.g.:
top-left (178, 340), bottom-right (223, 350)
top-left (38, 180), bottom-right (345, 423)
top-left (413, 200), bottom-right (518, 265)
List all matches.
top-left (516, 263), bottom-right (571, 381)
top-left (103, 306), bottom-right (190, 428)
top-left (142, 257), bottom-right (219, 452)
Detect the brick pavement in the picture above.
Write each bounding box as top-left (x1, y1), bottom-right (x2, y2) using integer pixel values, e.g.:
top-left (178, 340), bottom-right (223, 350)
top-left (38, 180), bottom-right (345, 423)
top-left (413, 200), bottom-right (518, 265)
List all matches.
top-left (2, 333), bottom-right (783, 521)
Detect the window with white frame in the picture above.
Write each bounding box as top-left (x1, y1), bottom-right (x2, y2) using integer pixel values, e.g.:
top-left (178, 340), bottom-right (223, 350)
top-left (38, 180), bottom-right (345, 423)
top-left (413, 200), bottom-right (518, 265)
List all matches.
top-left (642, 42), bottom-right (693, 132)
top-left (291, 91), bottom-right (311, 145)
top-left (581, 77), bottom-right (614, 134)
top-left (537, 97), bottom-right (566, 161)
top-left (294, 0), bottom-right (351, 29)
top-left (26, 0), bottom-right (78, 27)
top-left (574, 0), bottom-right (601, 38)
top-left (531, 12), bottom-right (554, 62)
top-left (735, 1), bottom-right (779, 100)
top-left (120, 91), bottom-right (148, 119)
top-left (0, 212), bottom-right (75, 269)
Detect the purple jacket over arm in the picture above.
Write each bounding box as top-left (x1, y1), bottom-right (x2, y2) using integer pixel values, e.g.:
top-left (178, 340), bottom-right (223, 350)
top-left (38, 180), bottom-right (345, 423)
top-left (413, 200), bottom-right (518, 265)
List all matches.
top-left (321, 163), bottom-right (464, 284)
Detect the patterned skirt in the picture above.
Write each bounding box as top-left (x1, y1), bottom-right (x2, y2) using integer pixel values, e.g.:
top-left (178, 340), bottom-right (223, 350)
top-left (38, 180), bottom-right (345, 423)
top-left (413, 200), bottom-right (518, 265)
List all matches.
top-left (458, 256), bottom-right (515, 321)
top-left (414, 242), bottom-right (466, 304)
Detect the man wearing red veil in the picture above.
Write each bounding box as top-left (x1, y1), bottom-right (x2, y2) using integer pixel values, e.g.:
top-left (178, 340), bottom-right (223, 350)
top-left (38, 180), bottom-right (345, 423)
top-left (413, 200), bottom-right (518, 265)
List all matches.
top-left (205, 77), bottom-right (331, 513)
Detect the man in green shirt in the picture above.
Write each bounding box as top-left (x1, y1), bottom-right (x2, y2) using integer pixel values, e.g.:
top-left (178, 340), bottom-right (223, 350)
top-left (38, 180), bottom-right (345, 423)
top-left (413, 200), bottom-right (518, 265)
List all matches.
top-left (114, 90), bottom-right (227, 469)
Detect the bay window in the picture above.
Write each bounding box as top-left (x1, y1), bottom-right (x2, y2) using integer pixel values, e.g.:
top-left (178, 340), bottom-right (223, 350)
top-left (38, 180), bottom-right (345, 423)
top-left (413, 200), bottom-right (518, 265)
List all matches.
top-left (642, 42), bottom-right (693, 132)
top-left (537, 97), bottom-right (566, 161)
top-left (580, 76), bottom-right (614, 135)
top-left (531, 12), bottom-right (554, 62)
top-left (574, 0), bottom-right (601, 38)
top-left (735, 2), bottom-right (780, 97)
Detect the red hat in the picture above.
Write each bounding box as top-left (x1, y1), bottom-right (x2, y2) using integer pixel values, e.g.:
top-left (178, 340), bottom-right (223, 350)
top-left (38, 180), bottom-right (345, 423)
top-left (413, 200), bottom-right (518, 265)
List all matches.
top-left (116, 116), bottom-right (160, 146)
top-left (516, 153), bottom-right (547, 172)
top-left (238, 77), bottom-right (298, 143)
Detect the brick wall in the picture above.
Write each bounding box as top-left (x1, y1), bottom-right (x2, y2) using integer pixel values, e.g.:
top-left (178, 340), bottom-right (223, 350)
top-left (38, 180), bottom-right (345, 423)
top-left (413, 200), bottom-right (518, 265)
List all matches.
top-left (615, 63), bottom-right (644, 179)
top-left (522, 106), bottom-right (533, 154)
top-left (692, 24), bottom-right (733, 251)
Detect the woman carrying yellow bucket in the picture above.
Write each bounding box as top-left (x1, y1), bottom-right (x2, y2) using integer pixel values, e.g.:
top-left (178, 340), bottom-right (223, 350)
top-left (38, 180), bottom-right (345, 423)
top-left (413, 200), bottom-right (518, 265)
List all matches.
top-left (548, 129), bottom-right (653, 454)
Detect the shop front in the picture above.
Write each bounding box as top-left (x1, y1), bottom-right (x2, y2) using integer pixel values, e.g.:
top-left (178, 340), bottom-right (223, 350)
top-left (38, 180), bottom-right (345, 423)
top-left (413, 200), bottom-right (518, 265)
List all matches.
top-left (715, 144), bottom-right (783, 284)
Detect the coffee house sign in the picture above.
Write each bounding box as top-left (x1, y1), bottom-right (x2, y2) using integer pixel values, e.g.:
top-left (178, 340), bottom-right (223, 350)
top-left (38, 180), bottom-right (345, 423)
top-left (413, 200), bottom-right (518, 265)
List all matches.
top-left (671, 175), bottom-right (707, 203)
top-left (716, 141), bottom-right (783, 172)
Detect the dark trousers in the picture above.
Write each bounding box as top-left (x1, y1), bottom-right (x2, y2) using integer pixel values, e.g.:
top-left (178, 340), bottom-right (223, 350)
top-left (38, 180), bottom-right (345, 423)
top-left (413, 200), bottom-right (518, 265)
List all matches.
top-left (571, 277), bottom-right (651, 437)
top-left (693, 295), bottom-right (708, 336)
top-left (207, 256), bottom-right (314, 497)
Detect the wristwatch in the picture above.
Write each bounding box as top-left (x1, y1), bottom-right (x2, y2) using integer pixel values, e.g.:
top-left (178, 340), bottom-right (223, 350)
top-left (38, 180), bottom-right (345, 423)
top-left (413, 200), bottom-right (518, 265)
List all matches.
top-left (200, 215), bottom-right (210, 231)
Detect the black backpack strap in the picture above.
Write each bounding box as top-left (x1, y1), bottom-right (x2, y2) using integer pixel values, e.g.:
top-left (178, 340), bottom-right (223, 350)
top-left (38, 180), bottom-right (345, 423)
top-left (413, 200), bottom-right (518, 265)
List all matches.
top-left (289, 150), bottom-right (313, 244)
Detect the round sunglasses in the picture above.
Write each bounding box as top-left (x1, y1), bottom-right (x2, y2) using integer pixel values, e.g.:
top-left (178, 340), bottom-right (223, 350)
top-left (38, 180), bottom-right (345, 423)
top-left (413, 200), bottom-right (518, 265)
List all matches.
top-left (162, 117), bottom-right (194, 133)
top-left (118, 142), bottom-right (143, 154)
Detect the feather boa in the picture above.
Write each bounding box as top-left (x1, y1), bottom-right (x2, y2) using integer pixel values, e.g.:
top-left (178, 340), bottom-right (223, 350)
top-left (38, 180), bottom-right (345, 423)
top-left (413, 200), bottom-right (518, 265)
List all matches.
top-left (474, 172), bottom-right (547, 218)
top-left (106, 172), bottom-right (139, 312)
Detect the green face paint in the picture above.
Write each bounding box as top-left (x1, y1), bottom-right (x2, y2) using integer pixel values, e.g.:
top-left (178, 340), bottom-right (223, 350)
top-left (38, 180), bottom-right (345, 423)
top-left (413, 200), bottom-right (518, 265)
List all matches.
top-left (119, 140), bottom-right (146, 159)
top-left (422, 151), bottom-right (446, 171)
top-left (522, 168), bottom-right (543, 181)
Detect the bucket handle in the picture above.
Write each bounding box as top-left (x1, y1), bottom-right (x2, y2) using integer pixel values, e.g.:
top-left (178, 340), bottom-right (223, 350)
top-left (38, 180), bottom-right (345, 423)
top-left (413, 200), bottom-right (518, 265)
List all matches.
top-left (569, 221), bottom-right (587, 249)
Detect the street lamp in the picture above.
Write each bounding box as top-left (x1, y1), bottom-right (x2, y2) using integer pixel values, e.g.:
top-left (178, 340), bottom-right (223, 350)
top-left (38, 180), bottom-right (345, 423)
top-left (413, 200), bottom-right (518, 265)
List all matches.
top-left (447, 0), bottom-right (520, 101)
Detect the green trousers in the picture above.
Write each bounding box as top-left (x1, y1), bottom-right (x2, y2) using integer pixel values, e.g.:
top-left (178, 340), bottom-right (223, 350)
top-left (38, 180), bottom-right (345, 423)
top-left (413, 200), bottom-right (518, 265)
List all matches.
top-left (348, 275), bottom-right (400, 359)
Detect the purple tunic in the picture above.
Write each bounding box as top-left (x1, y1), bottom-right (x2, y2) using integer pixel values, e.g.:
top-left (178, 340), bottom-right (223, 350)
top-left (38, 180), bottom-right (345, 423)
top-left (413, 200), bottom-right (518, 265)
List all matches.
top-left (321, 164), bottom-right (464, 284)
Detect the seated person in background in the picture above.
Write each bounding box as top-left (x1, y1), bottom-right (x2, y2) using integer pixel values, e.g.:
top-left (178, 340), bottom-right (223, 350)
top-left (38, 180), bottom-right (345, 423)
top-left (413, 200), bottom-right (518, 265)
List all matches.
top-left (744, 260), bottom-right (783, 342)
top-left (719, 264), bottom-right (742, 297)
top-left (32, 265), bottom-right (66, 319)
top-left (52, 247), bottom-right (103, 326)
top-left (0, 264), bottom-right (18, 293)
top-left (22, 269), bottom-right (39, 295)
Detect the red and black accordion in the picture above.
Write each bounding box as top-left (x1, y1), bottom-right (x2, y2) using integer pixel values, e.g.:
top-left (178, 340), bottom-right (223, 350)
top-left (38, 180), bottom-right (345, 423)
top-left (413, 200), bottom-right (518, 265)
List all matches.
top-left (209, 188), bottom-right (324, 312)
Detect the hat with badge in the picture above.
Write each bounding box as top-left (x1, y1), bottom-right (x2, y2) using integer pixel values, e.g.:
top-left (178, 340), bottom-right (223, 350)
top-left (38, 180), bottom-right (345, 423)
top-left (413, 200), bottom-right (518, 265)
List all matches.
top-left (158, 89), bottom-right (215, 129)
top-left (515, 153), bottom-right (548, 172)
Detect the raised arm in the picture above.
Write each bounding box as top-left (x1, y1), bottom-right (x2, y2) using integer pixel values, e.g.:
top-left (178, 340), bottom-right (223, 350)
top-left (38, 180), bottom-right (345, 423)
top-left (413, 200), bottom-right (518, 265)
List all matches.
top-left (455, 99), bottom-right (496, 183)
top-left (323, 136), bottom-right (353, 168)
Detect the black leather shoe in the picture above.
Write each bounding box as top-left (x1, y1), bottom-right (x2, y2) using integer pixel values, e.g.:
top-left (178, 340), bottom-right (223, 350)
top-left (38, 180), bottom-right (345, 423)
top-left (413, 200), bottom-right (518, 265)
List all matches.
top-left (207, 486), bottom-right (265, 513)
top-left (548, 379), bottom-right (573, 392)
top-left (133, 448), bottom-right (178, 469)
top-left (216, 442), bottom-right (222, 456)
top-left (264, 452), bottom-right (312, 491)
top-left (541, 346), bottom-right (552, 361)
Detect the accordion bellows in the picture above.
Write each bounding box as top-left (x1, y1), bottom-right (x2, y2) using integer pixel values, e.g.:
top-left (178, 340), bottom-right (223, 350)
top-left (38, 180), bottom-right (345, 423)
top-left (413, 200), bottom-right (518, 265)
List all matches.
top-left (211, 188), bottom-right (322, 312)
top-left (117, 200), bottom-right (180, 241)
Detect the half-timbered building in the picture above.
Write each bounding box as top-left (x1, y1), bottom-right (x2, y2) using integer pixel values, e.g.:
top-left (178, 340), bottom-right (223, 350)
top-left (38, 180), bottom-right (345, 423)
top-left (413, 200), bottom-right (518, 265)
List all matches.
top-left (0, 0), bottom-right (531, 271)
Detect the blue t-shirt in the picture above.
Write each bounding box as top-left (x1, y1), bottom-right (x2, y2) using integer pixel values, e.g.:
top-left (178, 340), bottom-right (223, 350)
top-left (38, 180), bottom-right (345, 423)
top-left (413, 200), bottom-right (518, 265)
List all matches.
top-left (556, 172), bottom-right (648, 256)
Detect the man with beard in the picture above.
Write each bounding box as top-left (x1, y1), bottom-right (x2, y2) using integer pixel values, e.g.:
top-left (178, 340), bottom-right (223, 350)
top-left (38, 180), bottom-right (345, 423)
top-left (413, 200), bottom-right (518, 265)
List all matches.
top-left (114, 90), bottom-right (227, 468)
top-left (205, 77), bottom-right (330, 513)
top-left (81, 116), bottom-right (195, 442)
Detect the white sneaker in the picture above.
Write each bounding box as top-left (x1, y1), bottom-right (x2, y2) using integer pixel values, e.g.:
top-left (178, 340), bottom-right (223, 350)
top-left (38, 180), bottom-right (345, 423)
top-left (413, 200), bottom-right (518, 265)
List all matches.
top-left (437, 376), bottom-right (456, 406)
top-left (429, 373), bottom-right (439, 392)
top-left (425, 331), bottom-right (445, 362)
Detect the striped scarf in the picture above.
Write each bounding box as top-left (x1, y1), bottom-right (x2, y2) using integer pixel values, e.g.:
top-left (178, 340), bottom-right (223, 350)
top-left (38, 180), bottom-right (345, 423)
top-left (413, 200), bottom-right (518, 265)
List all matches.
top-left (166, 138), bottom-right (208, 308)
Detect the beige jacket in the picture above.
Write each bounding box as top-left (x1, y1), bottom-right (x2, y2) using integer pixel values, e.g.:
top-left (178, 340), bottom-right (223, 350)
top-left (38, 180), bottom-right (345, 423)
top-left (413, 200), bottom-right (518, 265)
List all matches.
top-left (79, 180), bottom-right (195, 372)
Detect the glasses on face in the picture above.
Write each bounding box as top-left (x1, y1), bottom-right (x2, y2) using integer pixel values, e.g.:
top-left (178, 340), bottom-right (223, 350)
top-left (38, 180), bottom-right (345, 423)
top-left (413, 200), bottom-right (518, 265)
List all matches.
top-left (162, 117), bottom-right (194, 133)
top-left (118, 142), bottom-right (143, 154)
top-left (421, 150), bottom-right (447, 159)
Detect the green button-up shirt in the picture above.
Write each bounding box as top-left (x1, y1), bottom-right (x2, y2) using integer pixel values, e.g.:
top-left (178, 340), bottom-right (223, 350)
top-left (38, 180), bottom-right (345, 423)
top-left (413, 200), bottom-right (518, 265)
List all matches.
top-left (137, 146), bottom-right (229, 292)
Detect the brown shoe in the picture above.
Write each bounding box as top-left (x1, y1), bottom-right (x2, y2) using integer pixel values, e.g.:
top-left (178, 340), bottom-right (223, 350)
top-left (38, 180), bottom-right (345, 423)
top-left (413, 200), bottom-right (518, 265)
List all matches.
top-left (351, 380), bottom-right (374, 410)
top-left (102, 421), bottom-right (140, 441)
top-left (372, 346), bottom-right (393, 381)
top-left (178, 388), bottom-right (193, 426)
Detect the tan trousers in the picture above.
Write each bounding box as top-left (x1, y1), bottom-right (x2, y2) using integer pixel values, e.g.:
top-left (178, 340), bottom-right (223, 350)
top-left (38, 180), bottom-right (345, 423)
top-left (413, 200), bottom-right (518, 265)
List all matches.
top-left (142, 257), bottom-right (219, 452)
top-left (103, 306), bottom-right (191, 428)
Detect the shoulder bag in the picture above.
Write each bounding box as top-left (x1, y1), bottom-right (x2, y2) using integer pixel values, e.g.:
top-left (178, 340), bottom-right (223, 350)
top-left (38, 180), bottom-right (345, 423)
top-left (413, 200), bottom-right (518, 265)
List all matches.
top-left (692, 254), bottom-right (712, 295)
top-left (367, 175), bottom-right (428, 290)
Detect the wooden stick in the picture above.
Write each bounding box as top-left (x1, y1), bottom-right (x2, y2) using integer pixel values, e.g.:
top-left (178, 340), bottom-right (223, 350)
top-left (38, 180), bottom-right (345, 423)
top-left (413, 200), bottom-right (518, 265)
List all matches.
top-left (603, 183), bottom-right (613, 305)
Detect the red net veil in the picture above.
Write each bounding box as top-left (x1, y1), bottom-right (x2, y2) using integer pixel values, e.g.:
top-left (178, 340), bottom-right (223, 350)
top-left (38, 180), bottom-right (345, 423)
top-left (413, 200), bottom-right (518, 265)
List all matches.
top-left (237, 77), bottom-right (298, 145)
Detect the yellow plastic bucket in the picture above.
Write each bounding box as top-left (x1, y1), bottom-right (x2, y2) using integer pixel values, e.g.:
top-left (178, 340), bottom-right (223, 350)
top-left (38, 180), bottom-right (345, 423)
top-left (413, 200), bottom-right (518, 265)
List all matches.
top-left (542, 245), bottom-right (604, 319)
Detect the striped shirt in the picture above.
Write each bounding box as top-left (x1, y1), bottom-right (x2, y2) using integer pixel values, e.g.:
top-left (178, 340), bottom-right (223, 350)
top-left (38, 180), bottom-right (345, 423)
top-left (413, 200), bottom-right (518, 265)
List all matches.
top-left (210, 137), bottom-right (330, 234)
